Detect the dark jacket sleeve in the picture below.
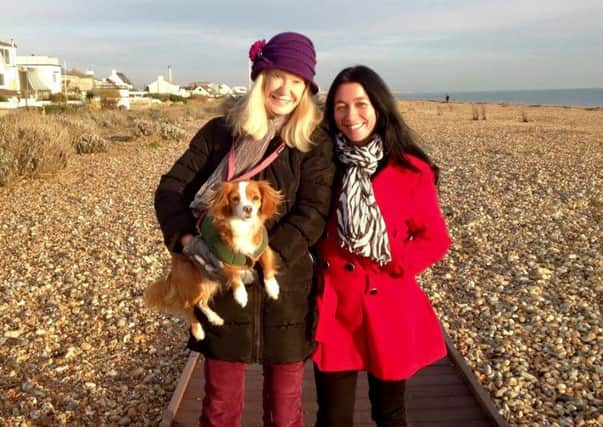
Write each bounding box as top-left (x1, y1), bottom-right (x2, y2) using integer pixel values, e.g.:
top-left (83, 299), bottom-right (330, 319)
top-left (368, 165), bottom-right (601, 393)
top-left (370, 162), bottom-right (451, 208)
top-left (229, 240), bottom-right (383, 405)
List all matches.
top-left (269, 128), bottom-right (336, 267)
top-left (154, 118), bottom-right (220, 252)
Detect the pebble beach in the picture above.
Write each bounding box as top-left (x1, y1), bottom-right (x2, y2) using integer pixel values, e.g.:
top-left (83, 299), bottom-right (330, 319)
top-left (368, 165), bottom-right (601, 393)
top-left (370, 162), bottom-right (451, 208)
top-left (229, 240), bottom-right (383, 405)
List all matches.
top-left (0, 100), bottom-right (601, 426)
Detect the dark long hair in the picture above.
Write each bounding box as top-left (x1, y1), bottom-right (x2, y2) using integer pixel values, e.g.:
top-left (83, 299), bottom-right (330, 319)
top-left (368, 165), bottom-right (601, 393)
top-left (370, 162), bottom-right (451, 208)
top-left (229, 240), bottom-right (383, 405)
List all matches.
top-left (324, 65), bottom-right (439, 182)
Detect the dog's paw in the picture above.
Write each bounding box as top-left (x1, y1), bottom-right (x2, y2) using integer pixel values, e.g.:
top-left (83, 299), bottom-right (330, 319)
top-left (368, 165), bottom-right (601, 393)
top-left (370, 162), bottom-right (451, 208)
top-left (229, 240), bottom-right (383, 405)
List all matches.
top-left (264, 278), bottom-right (280, 300)
top-left (191, 323), bottom-right (205, 341)
top-left (206, 311), bottom-right (224, 326)
top-left (233, 286), bottom-right (248, 307)
top-left (199, 304), bottom-right (225, 326)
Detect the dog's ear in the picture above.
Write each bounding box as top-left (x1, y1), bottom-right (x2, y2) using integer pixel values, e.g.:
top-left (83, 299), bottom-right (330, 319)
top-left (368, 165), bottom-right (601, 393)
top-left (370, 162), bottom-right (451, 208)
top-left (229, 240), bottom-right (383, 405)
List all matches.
top-left (257, 180), bottom-right (283, 220)
top-left (209, 182), bottom-right (234, 218)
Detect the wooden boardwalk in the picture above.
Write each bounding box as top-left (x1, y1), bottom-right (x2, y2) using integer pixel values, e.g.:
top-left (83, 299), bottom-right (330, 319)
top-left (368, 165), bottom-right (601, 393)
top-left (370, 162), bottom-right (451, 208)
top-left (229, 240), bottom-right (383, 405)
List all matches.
top-left (160, 334), bottom-right (508, 426)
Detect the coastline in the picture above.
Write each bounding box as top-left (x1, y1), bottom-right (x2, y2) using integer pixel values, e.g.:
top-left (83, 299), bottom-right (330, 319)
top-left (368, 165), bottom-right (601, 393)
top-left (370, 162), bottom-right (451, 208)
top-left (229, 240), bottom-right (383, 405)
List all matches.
top-left (398, 97), bottom-right (603, 111)
top-left (395, 87), bottom-right (603, 109)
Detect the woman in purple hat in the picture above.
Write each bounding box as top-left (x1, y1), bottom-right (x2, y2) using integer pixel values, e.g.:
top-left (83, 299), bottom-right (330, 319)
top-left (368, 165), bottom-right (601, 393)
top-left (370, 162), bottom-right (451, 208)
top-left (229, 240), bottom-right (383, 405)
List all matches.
top-left (155, 32), bottom-right (335, 426)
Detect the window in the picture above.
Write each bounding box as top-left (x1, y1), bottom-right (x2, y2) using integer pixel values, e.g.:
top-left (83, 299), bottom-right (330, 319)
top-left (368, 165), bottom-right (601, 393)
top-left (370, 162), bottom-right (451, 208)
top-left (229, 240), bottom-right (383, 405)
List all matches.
top-left (0, 73), bottom-right (4, 86)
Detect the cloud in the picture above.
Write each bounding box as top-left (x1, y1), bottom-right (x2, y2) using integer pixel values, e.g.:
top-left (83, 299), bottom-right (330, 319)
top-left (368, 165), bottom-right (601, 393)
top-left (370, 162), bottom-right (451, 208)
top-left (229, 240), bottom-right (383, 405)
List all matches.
top-left (2, 0), bottom-right (602, 90)
top-left (376, 0), bottom-right (602, 34)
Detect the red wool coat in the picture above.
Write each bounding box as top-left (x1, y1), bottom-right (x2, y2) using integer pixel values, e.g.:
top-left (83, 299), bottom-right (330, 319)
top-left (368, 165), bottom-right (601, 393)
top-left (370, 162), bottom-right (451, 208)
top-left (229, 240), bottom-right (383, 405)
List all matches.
top-left (312, 155), bottom-right (452, 380)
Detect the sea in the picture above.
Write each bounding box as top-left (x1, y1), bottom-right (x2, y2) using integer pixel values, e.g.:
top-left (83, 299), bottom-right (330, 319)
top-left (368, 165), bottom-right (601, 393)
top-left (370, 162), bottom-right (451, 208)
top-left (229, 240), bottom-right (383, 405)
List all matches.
top-left (396, 87), bottom-right (603, 108)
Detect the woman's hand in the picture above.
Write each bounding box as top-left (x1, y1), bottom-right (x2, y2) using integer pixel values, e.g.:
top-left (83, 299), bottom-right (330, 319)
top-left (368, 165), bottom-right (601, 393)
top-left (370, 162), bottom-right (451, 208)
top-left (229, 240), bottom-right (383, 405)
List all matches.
top-left (182, 234), bottom-right (224, 279)
top-left (180, 234), bottom-right (194, 248)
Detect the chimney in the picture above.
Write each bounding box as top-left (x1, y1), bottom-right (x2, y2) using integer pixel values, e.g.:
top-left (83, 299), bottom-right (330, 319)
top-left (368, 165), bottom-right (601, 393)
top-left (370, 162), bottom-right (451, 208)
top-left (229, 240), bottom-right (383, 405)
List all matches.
top-left (168, 65), bottom-right (172, 82)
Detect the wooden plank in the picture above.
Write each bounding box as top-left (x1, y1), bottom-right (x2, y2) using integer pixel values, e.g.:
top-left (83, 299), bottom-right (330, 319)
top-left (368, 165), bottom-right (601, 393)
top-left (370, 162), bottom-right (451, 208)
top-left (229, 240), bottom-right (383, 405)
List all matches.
top-left (430, 357), bottom-right (453, 366)
top-left (443, 332), bottom-right (509, 427)
top-left (409, 405), bottom-right (490, 422)
top-left (413, 421), bottom-right (496, 427)
top-left (408, 395), bottom-right (482, 409)
top-left (160, 352), bottom-right (199, 427)
top-left (168, 332), bottom-right (509, 427)
top-left (411, 365), bottom-right (460, 376)
top-left (409, 373), bottom-right (467, 385)
top-left (407, 382), bottom-right (471, 395)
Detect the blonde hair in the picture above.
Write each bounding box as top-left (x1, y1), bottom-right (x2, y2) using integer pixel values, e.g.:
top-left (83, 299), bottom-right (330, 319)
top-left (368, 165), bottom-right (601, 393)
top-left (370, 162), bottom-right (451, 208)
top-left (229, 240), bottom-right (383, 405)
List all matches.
top-left (226, 71), bottom-right (320, 152)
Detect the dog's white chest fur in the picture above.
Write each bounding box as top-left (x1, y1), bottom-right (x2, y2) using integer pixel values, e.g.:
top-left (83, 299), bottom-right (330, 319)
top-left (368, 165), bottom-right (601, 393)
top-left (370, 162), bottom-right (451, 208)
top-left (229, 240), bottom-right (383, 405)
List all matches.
top-left (228, 218), bottom-right (261, 256)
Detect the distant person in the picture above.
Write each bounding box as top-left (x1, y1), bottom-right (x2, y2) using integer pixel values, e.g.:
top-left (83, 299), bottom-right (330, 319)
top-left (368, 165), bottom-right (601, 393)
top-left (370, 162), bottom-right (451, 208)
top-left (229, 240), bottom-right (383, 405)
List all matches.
top-left (312, 65), bottom-right (452, 426)
top-left (154, 32), bottom-right (335, 426)
top-left (445, 94), bottom-right (450, 103)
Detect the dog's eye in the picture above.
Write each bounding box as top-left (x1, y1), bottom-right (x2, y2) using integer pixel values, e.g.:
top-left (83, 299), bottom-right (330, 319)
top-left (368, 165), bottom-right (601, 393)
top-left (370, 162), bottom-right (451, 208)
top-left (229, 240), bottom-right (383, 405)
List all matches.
top-left (252, 195), bottom-right (260, 202)
top-left (231, 196), bottom-right (240, 203)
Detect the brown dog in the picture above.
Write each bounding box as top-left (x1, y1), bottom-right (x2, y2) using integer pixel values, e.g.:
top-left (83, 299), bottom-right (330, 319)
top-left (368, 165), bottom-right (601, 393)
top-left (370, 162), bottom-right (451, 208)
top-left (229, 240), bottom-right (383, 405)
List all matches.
top-left (144, 180), bottom-right (282, 340)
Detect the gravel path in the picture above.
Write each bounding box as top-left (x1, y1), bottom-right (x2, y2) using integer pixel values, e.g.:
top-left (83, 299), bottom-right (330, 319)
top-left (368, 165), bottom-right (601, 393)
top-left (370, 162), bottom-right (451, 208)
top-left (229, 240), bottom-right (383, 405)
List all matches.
top-left (1, 102), bottom-right (601, 426)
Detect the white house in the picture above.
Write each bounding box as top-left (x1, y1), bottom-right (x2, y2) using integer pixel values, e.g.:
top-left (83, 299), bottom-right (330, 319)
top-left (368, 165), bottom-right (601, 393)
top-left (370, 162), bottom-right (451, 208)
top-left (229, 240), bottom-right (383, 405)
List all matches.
top-left (190, 85), bottom-right (210, 97)
top-left (17, 54), bottom-right (62, 95)
top-left (231, 86), bottom-right (248, 96)
top-left (106, 69), bottom-right (135, 90)
top-left (147, 75), bottom-right (189, 97)
top-left (208, 82), bottom-right (232, 97)
top-left (63, 69), bottom-right (95, 96)
top-left (0, 39), bottom-right (20, 96)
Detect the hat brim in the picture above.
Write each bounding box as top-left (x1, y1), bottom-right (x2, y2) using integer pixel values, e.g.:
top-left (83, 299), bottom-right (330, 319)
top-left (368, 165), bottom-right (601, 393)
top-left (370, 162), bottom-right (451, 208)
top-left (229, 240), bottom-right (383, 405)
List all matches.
top-left (251, 68), bottom-right (318, 95)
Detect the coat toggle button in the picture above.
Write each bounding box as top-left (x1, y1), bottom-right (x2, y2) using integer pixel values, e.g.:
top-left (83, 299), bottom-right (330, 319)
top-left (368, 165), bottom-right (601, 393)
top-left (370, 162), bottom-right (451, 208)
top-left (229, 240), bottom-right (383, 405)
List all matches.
top-left (344, 263), bottom-right (355, 271)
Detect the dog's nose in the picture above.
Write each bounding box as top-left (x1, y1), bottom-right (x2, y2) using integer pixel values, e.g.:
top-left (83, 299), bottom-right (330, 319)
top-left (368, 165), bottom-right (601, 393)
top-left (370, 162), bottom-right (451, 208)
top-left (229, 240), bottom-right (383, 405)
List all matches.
top-left (243, 205), bottom-right (253, 214)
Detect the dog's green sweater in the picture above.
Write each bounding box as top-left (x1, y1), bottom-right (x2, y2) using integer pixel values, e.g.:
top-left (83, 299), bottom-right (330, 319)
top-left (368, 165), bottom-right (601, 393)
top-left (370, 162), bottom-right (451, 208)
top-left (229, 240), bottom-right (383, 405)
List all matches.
top-left (201, 216), bottom-right (268, 267)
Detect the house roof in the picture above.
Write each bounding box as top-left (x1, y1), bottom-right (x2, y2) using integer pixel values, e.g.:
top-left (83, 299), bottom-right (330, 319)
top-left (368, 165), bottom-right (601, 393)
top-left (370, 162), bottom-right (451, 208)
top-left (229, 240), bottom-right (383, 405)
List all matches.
top-left (116, 72), bottom-right (133, 86)
top-left (17, 56), bottom-right (61, 66)
top-left (65, 68), bottom-right (89, 78)
top-left (185, 81), bottom-right (211, 89)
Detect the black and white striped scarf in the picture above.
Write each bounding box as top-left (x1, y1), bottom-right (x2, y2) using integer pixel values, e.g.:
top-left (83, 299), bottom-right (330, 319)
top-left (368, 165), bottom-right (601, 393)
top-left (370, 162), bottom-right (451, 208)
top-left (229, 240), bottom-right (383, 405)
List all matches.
top-left (335, 133), bottom-right (391, 266)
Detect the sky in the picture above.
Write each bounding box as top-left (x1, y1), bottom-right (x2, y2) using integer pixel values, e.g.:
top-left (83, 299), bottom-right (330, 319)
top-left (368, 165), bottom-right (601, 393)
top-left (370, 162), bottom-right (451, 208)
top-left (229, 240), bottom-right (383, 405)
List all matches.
top-left (2, 0), bottom-right (602, 93)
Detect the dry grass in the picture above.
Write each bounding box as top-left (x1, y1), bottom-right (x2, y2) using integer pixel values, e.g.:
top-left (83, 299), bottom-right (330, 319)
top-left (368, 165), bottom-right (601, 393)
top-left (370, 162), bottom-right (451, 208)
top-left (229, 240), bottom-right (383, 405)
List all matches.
top-left (72, 133), bottom-right (107, 154)
top-left (0, 101), bottom-right (217, 186)
top-left (472, 104), bottom-right (480, 120)
top-left (0, 112), bottom-right (71, 185)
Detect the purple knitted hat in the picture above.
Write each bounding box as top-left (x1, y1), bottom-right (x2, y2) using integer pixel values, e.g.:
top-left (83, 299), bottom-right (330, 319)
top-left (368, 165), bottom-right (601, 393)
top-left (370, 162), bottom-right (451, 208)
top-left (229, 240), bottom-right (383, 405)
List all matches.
top-left (249, 32), bottom-right (318, 94)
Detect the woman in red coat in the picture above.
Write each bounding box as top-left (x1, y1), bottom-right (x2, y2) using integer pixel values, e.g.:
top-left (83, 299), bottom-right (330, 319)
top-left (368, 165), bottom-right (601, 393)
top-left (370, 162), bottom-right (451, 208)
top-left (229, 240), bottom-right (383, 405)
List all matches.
top-left (312, 65), bottom-right (452, 426)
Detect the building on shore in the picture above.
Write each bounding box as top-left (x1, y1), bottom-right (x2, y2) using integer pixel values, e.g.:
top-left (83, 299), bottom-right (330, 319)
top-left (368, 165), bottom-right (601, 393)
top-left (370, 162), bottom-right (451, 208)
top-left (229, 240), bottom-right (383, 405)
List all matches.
top-left (107, 69), bottom-right (135, 90)
top-left (0, 39), bottom-right (20, 98)
top-left (17, 54), bottom-right (62, 96)
top-left (63, 69), bottom-right (96, 98)
top-left (231, 85), bottom-right (248, 96)
top-left (146, 75), bottom-right (189, 98)
top-left (0, 38), bottom-right (64, 108)
top-left (185, 81), bottom-right (238, 98)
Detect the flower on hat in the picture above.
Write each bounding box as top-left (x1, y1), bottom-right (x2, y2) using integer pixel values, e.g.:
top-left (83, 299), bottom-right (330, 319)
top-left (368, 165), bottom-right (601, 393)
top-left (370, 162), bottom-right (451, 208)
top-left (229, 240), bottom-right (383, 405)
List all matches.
top-left (249, 39), bottom-right (266, 62)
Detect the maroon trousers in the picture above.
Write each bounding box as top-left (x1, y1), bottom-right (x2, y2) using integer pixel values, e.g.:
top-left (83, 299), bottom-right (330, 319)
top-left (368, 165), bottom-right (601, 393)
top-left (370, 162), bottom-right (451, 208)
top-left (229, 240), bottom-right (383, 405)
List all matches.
top-left (199, 358), bottom-right (305, 427)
